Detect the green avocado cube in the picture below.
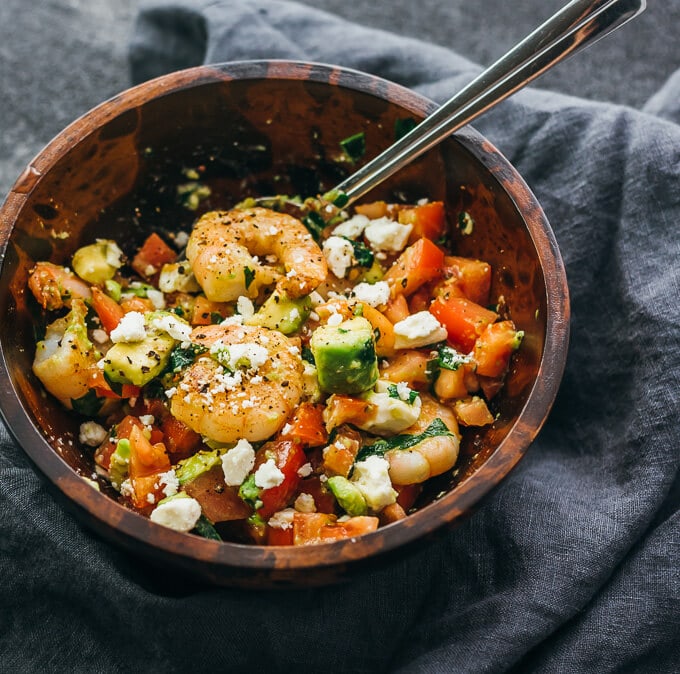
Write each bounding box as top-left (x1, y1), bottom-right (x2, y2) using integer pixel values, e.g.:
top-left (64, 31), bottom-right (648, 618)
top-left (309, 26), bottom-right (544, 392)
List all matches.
top-left (327, 476), bottom-right (368, 516)
top-left (309, 316), bottom-right (379, 394)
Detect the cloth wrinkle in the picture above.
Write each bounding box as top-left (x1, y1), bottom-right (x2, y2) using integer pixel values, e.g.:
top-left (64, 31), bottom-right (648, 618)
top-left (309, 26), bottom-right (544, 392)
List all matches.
top-left (2, 0), bottom-right (679, 671)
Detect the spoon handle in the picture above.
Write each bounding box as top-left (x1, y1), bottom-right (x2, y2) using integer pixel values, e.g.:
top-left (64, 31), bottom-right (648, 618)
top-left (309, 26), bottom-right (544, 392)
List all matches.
top-left (336, 0), bottom-right (646, 204)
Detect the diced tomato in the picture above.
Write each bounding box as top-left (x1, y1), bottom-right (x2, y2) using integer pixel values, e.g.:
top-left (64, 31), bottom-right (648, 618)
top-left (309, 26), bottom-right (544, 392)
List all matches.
top-left (407, 286), bottom-right (433, 314)
top-left (473, 320), bottom-right (522, 378)
top-left (380, 502), bottom-right (407, 524)
top-left (88, 368), bottom-right (141, 400)
top-left (323, 395), bottom-right (371, 433)
top-left (160, 414), bottom-right (202, 461)
top-left (453, 396), bottom-right (495, 427)
top-left (182, 465), bottom-right (252, 522)
top-left (294, 476), bottom-right (337, 514)
top-left (383, 293), bottom-right (410, 324)
top-left (120, 295), bottom-right (155, 314)
top-left (255, 438), bottom-right (307, 519)
top-left (191, 295), bottom-right (230, 325)
top-left (429, 296), bottom-right (498, 352)
top-left (383, 238), bottom-right (445, 297)
top-left (354, 200), bottom-right (389, 219)
top-left (126, 424), bottom-right (172, 509)
top-left (267, 524), bottom-right (294, 546)
top-left (131, 232), bottom-right (176, 278)
top-left (292, 513), bottom-right (379, 545)
top-left (358, 303), bottom-right (395, 356)
top-left (281, 402), bottom-right (328, 447)
top-left (395, 483), bottom-right (422, 511)
top-left (380, 350), bottom-right (431, 385)
top-left (91, 286), bottom-right (125, 333)
top-left (128, 424), bottom-right (171, 479)
top-left (441, 256), bottom-right (492, 306)
top-left (398, 201), bottom-right (447, 242)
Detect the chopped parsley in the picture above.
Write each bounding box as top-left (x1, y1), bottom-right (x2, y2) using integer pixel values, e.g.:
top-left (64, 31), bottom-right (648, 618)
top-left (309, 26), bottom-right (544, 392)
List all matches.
top-left (168, 343), bottom-right (208, 373)
top-left (387, 383), bottom-right (419, 404)
top-left (340, 132), bottom-right (366, 162)
top-left (355, 418), bottom-right (453, 462)
top-left (191, 515), bottom-right (222, 541)
top-left (244, 266), bottom-right (255, 289)
top-left (303, 210), bottom-right (326, 241)
top-left (347, 238), bottom-right (374, 268)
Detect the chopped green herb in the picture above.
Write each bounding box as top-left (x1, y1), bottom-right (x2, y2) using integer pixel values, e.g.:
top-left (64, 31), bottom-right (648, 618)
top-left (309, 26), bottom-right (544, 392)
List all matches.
top-left (387, 383), bottom-right (419, 404)
top-left (71, 389), bottom-right (104, 417)
top-left (426, 345), bottom-right (471, 382)
top-left (395, 117), bottom-right (417, 140)
top-left (191, 515), bottom-right (222, 541)
top-left (347, 238), bottom-right (374, 268)
top-left (168, 343), bottom-right (208, 373)
top-left (301, 346), bottom-right (316, 364)
top-left (239, 474), bottom-right (262, 510)
top-left (244, 266), bottom-right (255, 289)
top-left (322, 189), bottom-right (349, 208)
top-left (355, 418), bottom-right (453, 462)
top-left (340, 132), bottom-right (366, 162)
top-left (303, 210), bottom-right (327, 240)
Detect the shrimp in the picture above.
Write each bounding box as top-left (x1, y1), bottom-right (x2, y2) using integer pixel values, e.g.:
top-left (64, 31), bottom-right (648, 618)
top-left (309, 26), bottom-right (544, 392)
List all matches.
top-left (32, 299), bottom-right (100, 409)
top-left (169, 323), bottom-right (304, 444)
top-left (28, 261), bottom-right (92, 310)
top-left (185, 207), bottom-right (328, 302)
top-left (385, 393), bottom-right (461, 485)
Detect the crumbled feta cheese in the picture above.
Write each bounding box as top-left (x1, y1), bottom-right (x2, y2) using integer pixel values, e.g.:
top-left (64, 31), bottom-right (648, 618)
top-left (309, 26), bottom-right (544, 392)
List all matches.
top-left (158, 262), bottom-right (200, 293)
top-left (149, 313), bottom-right (192, 343)
top-left (294, 493), bottom-right (316, 513)
top-left (351, 281), bottom-right (390, 307)
top-left (364, 217), bottom-right (412, 252)
top-left (351, 455), bottom-right (397, 510)
top-left (323, 235), bottom-right (355, 278)
top-left (149, 495), bottom-right (201, 532)
top-left (297, 462), bottom-right (313, 478)
top-left (254, 458), bottom-right (285, 489)
top-left (97, 239), bottom-right (124, 269)
top-left (395, 381), bottom-right (413, 401)
top-left (236, 296), bottom-right (255, 319)
top-left (309, 291), bottom-right (325, 306)
top-left (221, 439), bottom-right (256, 486)
top-left (219, 314), bottom-right (245, 326)
top-left (91, 328), bottom-right (109, 345)
top-left (326, 312), bottom-right (344, 327)
top-left (357, 381), bottom-right (422, 435)
top-left (268, 508), bottom-right (295, 530)
top-left (332, 214), bottom-right (369, 239)
top-left (174, 231), bottom-right (189, 248)
top-left (110, 311), bottom-right (146, 343)
top-left (138, 414), bottom-right (155, 427)
top-left (78, 421), bottom-right (108, 447)
top-left (393, 311), bottom-right (448, 349)
top-left (146, 289), bottom-right (166, 310)
top-left (211, 341), bottom-right (268, 371)
top-left (157, 470), bottom-right (179, 498)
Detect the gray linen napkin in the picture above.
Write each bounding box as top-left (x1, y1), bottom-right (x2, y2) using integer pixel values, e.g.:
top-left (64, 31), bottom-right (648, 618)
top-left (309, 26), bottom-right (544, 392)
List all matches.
top-left (1, 1), bottom-right (678, 671)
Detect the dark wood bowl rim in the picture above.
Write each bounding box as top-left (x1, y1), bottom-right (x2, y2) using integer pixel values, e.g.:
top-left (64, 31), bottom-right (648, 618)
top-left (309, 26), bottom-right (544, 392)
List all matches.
top-left (0, 60), bottom-right (570, 574)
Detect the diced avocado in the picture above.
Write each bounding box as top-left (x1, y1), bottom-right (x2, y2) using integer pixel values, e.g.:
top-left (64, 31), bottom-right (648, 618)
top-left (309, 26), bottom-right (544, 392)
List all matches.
top-left (355, 259), bottom-right (384, 284)
top-left (71, 239), bottom-right (123, 284)
top-left (245, 291), bottom-right (311, 334)
top-left (103, 330), bottom-right (176, 386)
top-left (327, 475), bottom-right (368, 516)
top-left (175, 449), bottom-right (222, 485)
top-left (102, 311), bottom-right (189, 387)
top-left (310, 316), bottom-right (379, 394)
top-left (108, 438), bottom-right (130, 490)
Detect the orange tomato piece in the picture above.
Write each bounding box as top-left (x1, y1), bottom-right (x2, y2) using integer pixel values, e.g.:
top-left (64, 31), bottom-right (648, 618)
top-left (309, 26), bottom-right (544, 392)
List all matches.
top-left (398, 201), bottom-right (447, 242)
top-left (281, 402), bottom-right (328, 447)
top-left (91, 286), bottom-right (125, 333)
top-left (323, 395), bottom-right (371, 433)
top-left (131, 232), bottom-right (176, 278)
top-left (453, 396), bottom-right (495, 427)
top-left (191, 295), bottom-right (231, 325)
top-left (358, 303), bottom-right (395, 356)
top-left (383, 237), bottom-right (445, 297)
top-left (473, 320), bottom-right (523, 378)
top-left (441, 256), bottom-right (492, 306)
top-left (429, 296), bottom-right (498, 352)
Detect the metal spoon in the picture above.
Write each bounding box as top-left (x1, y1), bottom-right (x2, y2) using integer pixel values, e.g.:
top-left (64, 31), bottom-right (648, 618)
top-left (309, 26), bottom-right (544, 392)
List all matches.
top-left (261, 0), bottom-right (646, 213)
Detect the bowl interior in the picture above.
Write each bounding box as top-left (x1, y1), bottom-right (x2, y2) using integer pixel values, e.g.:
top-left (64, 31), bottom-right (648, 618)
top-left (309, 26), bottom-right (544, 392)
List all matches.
top-left (0, 61), bottom-right (568, 586)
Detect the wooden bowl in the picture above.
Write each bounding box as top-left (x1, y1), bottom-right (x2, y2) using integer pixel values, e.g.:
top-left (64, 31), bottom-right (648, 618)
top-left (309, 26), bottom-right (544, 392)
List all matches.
top-left (0, 61), bottom-right (569, 587)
